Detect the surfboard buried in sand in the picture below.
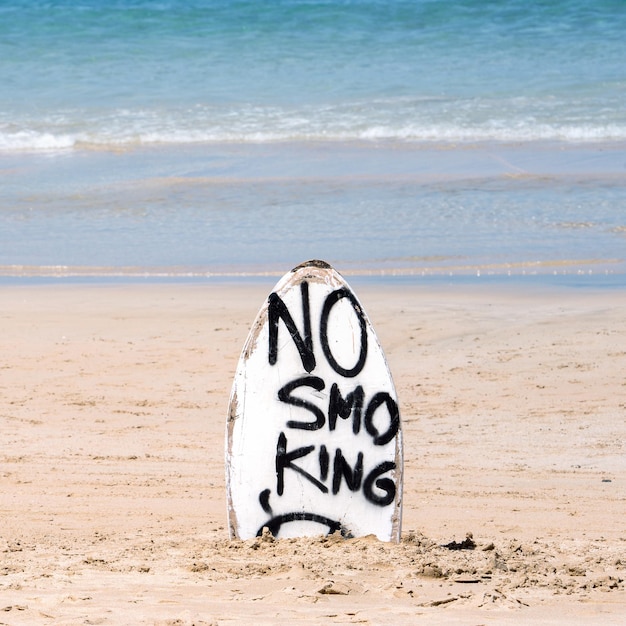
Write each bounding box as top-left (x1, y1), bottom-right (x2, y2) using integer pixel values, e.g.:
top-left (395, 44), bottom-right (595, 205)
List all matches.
top-left (226, 260), bottom-right (403, 541)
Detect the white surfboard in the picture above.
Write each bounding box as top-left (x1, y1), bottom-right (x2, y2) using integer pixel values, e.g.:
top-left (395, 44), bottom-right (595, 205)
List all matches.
top-left (226, 260), bottom-right (403, 541)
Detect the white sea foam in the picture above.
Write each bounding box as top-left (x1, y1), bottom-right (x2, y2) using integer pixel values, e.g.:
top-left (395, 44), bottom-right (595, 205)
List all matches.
top-left (0, 129), bottom-right (78, 152)
top-left (2, 99), bottom-right (626, 154)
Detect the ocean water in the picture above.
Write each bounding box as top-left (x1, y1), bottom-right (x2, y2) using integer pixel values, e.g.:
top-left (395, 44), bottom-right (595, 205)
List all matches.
top-left (1, 0), bottom-right (625, 282)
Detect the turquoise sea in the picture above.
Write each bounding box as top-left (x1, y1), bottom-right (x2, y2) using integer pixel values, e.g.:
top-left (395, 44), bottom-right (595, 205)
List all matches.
top-left (1, 0), bottom-right (625, 283)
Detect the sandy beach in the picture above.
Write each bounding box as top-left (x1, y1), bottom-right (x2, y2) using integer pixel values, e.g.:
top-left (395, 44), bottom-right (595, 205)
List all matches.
top-left (1, 280), bottom-right (625, 624)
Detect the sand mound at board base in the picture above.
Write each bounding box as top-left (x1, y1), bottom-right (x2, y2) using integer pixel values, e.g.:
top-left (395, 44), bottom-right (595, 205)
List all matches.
top-left (2, 529), bottom-right (624, 624)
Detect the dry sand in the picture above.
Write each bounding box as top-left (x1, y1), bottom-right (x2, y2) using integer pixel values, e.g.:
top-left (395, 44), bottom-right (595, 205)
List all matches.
top-left (1, 281), bottom-right (625, 624)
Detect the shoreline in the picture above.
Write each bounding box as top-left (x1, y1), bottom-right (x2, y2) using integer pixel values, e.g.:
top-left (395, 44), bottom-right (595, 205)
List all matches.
top-left (1, 264), bottom-right (625, 290)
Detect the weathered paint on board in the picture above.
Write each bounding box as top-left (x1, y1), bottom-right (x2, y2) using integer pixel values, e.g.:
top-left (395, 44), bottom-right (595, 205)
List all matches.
top-left (226, 260), bottom-right (403, 541)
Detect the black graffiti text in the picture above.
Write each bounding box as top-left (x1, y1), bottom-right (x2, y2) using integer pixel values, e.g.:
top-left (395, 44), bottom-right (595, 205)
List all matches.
top-left (275, 431), bottom-right (396, 506)
top-left (268, 282), bottom-right (368, 378)
top-left (260, 277), bottom-right (400, 528)
top-left (278, 376), bottom-right (399, 446)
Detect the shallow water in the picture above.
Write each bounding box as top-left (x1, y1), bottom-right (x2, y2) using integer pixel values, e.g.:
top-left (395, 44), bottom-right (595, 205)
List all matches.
top-left (1, 1), bottom-right (625, 283)
top-left (2, 142), bottom-right (625, 282)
